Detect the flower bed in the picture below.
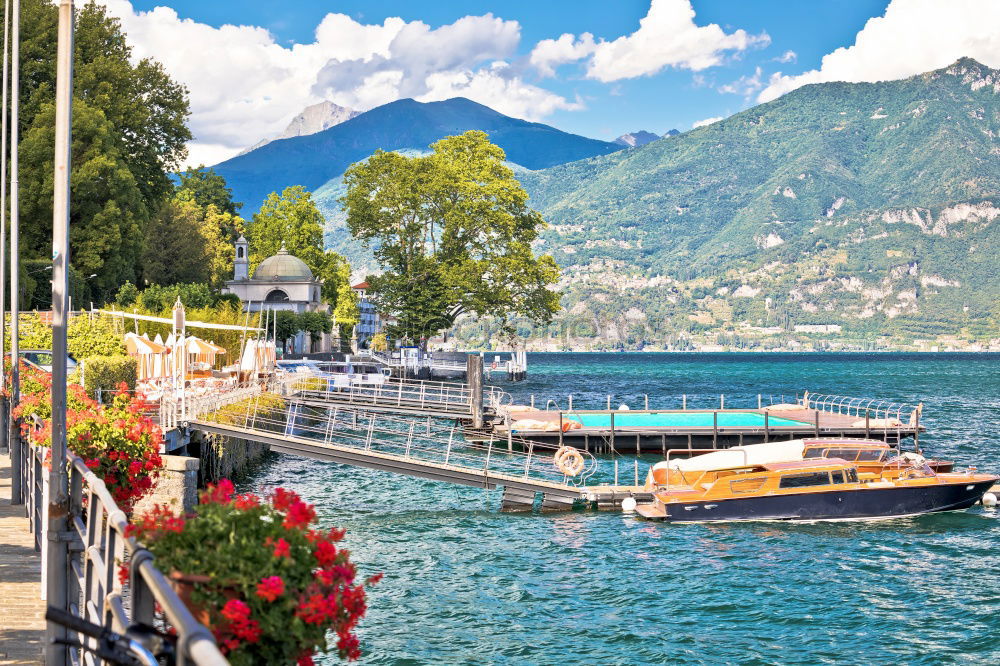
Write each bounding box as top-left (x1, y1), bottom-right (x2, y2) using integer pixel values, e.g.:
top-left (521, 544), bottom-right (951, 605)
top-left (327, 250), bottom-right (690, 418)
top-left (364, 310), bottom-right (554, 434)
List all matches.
top-left (12, 364), bottom-right (163, 513)
top-left (129, 482), bottom-right (379, 664)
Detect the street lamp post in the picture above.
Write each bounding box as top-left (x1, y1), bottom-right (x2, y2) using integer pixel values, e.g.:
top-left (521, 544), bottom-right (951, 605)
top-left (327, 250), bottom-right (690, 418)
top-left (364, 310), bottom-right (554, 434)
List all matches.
top-left (8, 0), bottom-right (20, 495)
top-left (1, 0), bottom-right (10, 454)
top-left (46, 1), bottom-right (74, 661)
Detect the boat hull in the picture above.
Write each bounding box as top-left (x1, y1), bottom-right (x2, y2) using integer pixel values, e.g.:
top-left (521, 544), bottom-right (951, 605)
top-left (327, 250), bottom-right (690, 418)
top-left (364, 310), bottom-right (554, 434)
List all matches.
top-left (652, 479), bottom-right (996, 523)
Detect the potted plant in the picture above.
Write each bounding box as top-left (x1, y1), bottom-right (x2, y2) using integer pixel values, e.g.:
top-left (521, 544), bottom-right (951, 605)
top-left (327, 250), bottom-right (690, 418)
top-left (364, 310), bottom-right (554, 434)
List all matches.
top-left (128, 481), bottom-right (379, 664)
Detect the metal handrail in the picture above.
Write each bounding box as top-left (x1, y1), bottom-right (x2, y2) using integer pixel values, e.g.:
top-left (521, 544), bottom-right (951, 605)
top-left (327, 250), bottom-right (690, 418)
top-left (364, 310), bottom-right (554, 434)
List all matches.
top-left (804, 392), bottom-right (916, 422)
top-left (17, 423), bottom-right (227, 665)
top-left (199, 398), bottom-right (601, 490)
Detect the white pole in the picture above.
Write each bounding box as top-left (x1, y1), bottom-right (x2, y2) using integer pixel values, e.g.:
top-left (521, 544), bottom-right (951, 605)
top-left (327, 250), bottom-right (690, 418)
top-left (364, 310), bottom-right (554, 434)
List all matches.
top-left (46, 1), bottom-right (73, 660)
top-left (9, 0), bottom-right (20, 430)
top-left (0, 0), bottom-right (9, 397)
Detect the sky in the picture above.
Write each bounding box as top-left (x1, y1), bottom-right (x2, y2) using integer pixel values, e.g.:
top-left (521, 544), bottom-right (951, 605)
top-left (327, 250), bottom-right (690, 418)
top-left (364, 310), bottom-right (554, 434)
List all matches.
top-left (102, 0), bottom-right (1000, 168)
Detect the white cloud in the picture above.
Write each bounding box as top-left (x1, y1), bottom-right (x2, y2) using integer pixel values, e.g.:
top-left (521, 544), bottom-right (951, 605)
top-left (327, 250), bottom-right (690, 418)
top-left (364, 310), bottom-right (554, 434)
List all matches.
top-left (775, 50), bottom-right (797, 64)
top-left (758, 0), bottom-right (1000, 102)
top-left (692, 116), bottom-right (723, 128)
top-left (584, 0), bottom-right (770, 82)
top-left (98, 2), bottom-right (580, 167)
top-left (719, 66), bottom-right (764, 97)
top-left (529, 33), bottom-right (596, 77)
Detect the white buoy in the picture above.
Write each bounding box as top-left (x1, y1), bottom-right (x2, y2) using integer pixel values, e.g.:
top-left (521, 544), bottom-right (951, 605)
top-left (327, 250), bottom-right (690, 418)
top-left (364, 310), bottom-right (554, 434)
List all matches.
top-left (982, 492), bottom-right (997, 507)
top-left (618, 404), bottom-right (630, 411)
top-left (621, 497), bottom-right (637, 512)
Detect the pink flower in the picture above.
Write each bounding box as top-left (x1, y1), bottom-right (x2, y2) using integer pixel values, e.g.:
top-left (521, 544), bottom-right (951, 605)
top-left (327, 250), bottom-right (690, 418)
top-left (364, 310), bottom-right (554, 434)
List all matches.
top-left (255, 576), bottom-right (285, 602)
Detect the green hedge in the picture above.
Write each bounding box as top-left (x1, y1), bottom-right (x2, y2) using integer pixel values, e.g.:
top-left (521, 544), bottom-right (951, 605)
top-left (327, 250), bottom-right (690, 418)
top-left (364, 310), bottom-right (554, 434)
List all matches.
top-left (82, 356), bottom-right (138, 401)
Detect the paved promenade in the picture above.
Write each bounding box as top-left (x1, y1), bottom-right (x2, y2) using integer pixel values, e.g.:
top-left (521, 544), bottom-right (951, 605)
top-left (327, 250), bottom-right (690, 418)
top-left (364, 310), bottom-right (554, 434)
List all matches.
top-left (0, 454), bottom-right (43, 665)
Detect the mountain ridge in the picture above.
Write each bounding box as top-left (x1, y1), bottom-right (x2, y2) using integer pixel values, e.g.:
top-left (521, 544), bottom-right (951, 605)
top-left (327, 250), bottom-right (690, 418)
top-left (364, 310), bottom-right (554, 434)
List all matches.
top-left (214, 97), bottom-right (624, 214)
top-left (509, 57), bottom-right (1000, 348)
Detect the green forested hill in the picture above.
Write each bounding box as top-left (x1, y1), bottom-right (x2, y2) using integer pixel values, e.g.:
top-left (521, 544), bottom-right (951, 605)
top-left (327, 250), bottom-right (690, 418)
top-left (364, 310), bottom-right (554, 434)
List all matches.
top-left (505, 58), bottom-right (1000, 350)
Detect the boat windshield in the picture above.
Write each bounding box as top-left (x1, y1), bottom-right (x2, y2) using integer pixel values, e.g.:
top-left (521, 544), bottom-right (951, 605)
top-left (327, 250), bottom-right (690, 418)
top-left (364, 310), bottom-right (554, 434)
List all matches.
top-left (804, 446), bottom-right (886, 462)
top-left (779, 471), bottom-right (833, 488)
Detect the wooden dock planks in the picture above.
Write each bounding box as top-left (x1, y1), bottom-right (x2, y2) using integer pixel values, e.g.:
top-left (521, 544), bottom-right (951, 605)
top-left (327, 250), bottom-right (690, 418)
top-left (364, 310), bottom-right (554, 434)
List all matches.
top-left (0, 454), bottom-right (44, 665)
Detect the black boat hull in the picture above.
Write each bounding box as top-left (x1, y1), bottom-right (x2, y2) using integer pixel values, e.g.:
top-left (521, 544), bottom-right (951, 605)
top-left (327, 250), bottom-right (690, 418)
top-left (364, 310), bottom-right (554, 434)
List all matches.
top-left (656, 480), bottom-right (995, 523)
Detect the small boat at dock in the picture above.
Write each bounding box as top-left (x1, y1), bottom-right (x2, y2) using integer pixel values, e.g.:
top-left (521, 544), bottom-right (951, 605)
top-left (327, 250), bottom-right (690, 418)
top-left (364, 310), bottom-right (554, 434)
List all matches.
top-left (644, 438), bottom-right (953, 488)
top-left (635, 446), bottom-right (996, 523)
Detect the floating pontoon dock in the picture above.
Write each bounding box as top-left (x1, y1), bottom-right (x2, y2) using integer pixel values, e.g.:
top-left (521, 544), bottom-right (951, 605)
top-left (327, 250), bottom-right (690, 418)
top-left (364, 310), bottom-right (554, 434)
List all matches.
top-left (485, 393), bottom-right (924, 454)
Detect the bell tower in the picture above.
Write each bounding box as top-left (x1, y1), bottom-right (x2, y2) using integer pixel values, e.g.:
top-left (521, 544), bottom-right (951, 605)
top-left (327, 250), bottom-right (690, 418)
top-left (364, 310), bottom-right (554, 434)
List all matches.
top-left (234, 235), bottom-right (249, 280)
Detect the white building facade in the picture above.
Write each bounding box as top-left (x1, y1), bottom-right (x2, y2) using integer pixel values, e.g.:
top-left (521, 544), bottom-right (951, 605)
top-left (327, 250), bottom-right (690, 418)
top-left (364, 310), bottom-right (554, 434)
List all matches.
top-left (223, 237), bottom-right (332, 354)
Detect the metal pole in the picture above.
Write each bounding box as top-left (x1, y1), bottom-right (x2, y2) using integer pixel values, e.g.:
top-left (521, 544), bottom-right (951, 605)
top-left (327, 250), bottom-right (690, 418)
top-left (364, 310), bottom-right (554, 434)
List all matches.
top-left (8, 0), bottom-right (20, 481)
top-left (47, 2), bottom-right (73, 663)
top-left (0, 0), bottom-right (9, 454)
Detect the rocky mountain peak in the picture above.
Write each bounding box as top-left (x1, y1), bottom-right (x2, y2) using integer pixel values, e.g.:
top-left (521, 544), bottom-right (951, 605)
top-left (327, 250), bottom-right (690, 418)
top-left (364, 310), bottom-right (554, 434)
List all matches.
top-left (239, 101), bottom-right (360, 155)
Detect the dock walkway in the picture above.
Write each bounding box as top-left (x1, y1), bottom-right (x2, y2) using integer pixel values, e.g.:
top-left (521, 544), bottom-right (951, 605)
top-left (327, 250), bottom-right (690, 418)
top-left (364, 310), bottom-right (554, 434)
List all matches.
top-left (0, 454), bottom-right (44, 665)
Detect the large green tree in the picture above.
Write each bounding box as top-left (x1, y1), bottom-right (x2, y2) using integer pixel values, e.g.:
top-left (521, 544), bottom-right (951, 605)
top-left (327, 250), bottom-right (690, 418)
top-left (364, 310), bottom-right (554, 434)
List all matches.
top-left (177, 166), bottom-right (243, 219)
top-left (10, 0), bottom-right (191, 302)
top-left (140, 193), bottom-right (236, 289)
top-left (247, 185), bottom-right (352, 308)
top-left (341, 130), bottom-right (560, 341)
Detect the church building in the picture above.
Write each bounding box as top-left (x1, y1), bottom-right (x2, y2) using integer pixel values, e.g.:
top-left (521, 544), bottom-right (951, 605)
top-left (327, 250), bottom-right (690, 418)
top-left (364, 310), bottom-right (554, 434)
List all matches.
top-left (223, 236), bottom-right (332, 354)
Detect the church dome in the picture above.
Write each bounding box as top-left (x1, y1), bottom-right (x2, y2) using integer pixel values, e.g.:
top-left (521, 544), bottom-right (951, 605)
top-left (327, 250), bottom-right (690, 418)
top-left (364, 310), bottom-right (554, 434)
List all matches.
top-left (253, 245), bottom-right (313, 281)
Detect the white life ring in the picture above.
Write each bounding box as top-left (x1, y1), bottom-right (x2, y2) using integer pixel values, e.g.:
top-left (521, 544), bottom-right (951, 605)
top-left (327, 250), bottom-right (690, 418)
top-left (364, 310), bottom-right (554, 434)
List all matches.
top-left (553, 445), bottom-right (585, 477)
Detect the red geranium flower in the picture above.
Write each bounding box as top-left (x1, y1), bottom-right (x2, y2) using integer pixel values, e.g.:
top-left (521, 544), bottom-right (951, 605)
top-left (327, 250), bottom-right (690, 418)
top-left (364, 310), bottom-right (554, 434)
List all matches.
top-left (255, 576), bottom-right (285, 602)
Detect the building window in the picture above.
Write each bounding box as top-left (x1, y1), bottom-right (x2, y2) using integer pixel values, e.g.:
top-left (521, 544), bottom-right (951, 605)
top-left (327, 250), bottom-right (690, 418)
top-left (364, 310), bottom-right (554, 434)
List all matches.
top-left (237, 246), bottom-right (244, 259)
top-left (265, 289), bottom-right (290, 303)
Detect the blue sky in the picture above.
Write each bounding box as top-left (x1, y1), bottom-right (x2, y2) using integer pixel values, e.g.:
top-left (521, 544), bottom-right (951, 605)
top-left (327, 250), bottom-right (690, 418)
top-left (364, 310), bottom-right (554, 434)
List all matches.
top-left (111, 0), bottom-right (999, 166)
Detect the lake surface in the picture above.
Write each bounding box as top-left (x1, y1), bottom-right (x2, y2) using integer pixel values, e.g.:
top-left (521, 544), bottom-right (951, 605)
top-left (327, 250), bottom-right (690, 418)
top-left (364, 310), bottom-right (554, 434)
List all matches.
top-left (248, 353), bottom-right (1000, 664)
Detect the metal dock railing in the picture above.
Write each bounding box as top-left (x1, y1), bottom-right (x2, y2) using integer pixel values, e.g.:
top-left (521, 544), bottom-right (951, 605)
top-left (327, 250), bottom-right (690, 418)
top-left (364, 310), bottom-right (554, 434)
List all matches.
top-left (189, 396), bottom-right (633, 511)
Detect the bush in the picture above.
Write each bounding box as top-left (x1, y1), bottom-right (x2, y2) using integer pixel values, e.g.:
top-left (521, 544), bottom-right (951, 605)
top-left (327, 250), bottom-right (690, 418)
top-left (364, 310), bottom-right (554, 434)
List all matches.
top-left (82, 355), bottom-right (137, 400)
top-left (115, 281), bottom-right (139, 308)
top-left (68, 315), bottom-right (126, 359)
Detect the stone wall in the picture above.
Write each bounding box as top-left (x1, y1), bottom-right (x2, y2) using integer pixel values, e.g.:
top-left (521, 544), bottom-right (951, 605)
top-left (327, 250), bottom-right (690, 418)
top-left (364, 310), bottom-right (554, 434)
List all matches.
top-left (194, 432), bottom-right (271, 486)
top-left (133, 455), bottom-right (200, 515)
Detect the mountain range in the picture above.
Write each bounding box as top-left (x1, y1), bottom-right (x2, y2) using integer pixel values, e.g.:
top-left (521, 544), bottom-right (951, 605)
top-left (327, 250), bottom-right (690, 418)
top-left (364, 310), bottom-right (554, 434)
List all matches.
top-left (214, 97), bottom-right (624, 215)
top-left (516, 57), bottom-right (1000, 349)
top-left (218, 57), bottom-right (1000, 349)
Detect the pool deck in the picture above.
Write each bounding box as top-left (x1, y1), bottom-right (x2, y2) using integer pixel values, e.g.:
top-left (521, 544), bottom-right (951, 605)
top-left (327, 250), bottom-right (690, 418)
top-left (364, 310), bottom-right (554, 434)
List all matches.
top-left (482, 406), bottom-right (922, 453)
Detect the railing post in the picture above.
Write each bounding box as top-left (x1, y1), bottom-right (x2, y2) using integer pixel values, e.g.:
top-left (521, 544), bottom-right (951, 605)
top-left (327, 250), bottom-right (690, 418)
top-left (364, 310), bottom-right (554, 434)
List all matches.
top-left (405, 423), bottom-right (414, 457)
top-left (444, 426), bottom-right (454, 465)
top-left (524, 442), bottom-right (533, 478)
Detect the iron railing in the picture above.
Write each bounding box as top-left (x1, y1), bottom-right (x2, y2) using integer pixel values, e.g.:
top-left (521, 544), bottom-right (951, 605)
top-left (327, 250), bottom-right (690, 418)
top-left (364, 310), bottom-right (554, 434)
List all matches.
top-left (803, 392), bottom-right (920, 424)
top-left (17, 422), bottom-right (227, 665)
top-left (196, 397), bottom-right (600, 489)
top-left (279, 374), bottom-right (510, 416)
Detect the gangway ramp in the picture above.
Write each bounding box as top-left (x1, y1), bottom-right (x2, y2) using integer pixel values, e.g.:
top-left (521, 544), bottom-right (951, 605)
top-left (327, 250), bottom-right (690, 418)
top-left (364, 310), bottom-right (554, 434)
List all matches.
top-left (190, 399), bottom-right (613, 510)
top-left (279, 375), bottom-right (509, 420)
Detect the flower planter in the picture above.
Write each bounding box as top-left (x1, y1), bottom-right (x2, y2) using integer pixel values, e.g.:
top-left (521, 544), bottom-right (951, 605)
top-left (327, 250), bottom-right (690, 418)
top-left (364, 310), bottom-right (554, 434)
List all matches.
top-left (168, 572), bottom-right (239, 627)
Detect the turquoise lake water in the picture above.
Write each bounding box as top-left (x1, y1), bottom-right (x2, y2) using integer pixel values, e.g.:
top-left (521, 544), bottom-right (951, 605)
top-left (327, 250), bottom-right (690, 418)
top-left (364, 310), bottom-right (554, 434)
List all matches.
top-left (567, 410), bottom-right (807, 428)
top-left (247, 352), bottom-right (1000, 664)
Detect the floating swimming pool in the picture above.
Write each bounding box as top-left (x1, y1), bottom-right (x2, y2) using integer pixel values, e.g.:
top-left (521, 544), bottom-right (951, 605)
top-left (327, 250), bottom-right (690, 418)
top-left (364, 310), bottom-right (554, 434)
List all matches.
top-left (566, 411), bottom-right (809, 429)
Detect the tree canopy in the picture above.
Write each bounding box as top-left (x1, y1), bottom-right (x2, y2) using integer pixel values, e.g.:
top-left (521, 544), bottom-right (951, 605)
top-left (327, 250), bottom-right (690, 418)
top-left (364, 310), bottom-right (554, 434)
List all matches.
top-left (177, 166), bottom-right (243, 219)
top-left (340, 130), bottom-right (560, 341)
top-left (10, 0), bottom-right (191, 303)
top-left (140, 193), bottom-right (238, 289)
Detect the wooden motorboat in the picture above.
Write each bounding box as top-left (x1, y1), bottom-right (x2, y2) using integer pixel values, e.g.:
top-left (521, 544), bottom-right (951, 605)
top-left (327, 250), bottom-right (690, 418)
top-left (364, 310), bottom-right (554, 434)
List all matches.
top-left (644, 439), bottom-right (953, 490)
top-left (635, 455), bottom-right (996, 523)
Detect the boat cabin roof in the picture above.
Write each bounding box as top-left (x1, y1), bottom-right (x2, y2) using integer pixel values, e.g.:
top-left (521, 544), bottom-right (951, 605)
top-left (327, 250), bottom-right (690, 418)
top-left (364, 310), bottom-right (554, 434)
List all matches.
top-left (762, 458), bottom-right (850, 471)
